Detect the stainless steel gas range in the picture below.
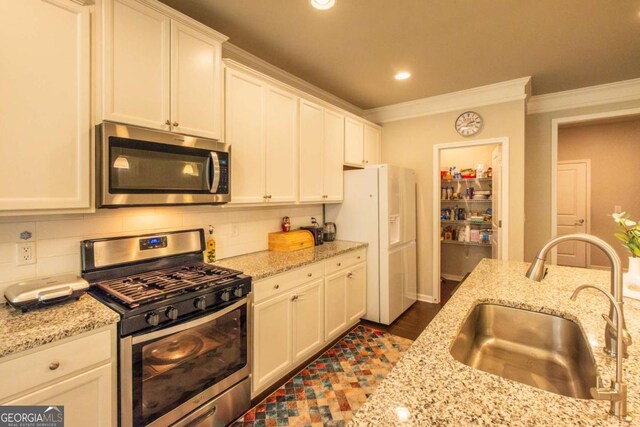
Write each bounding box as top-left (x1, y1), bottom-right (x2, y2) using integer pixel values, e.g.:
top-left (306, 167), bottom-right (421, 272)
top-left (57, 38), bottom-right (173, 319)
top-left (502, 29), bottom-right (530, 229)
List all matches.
top-left (81, 229), bottom-right (251, 427)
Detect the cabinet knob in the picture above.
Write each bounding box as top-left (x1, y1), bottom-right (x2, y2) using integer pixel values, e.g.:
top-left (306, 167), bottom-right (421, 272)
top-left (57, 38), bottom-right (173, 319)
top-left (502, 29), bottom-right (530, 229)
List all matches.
top-left (273, 284), bottom-right (280, 289)
top-left (307, 273), bottom-right (312, 277)
top-left (291, 295), bottom-right (298, 302)
top-left (357, 256), bottom-right (361, 259)
top-left (337, 262), bottom-right (342, 267)
top-left (172, 121), bottom-right (179, 127)
top-left (49, 361), bottom-right (60, 370)
top-left (347, 272), bottom-right (353, 279)
top-left (165, 120), bottom-right (171, 125)
top-left (268, 195), bottom-right (272, 199)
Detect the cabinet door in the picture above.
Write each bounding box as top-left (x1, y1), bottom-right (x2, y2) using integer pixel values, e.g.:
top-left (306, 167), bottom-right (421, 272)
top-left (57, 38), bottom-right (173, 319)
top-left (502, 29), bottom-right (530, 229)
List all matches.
top-left (292, 279), bottom-right (324, 363)
top-left (266, 86), bottom-right (298, 203)
top-left (225, 68), bottom-right (266, 204)
top-left (104, 0), bottom-right (171, 131)
top-left (299, 100), bottom-right (325, 202)
top-left (170, 21), bottom-right (222, 139)
top-left (324, 271), bottom-right (347, 341)
top-left (0, 0), bottom-right (90, 211)
top-left (364, 125), bottom-right (381, 165)
top-left (323, 110), bottom-right (344, 202)
top-left (346, 263), bottom-right (367, 323)
top-left (253, 293), bottom-right (292, 393)
top-left (344, 118), bottom-right (364, 167)
top-left (7, 364), bottom-right (113, 427)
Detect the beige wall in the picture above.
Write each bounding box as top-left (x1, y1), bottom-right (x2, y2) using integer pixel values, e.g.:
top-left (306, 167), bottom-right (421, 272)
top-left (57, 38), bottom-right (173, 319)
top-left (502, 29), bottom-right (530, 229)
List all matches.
top-left (558, 118), bottom-right (640, 268)
top-left (381, 100), bottom-right (526, 299)
top-left (440, 144), bottom-right (497, 172)
top-left (524, 100), bottom-right (640, 262)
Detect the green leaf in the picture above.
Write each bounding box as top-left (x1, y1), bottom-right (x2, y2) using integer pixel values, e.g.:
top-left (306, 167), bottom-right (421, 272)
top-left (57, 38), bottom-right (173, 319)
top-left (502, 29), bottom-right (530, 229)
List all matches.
top-left (614, 232), bottom-right (630, 243)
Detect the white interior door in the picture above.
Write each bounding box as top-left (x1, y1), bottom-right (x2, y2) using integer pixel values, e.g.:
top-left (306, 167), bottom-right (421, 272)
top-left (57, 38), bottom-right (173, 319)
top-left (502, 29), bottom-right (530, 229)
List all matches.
top-left (556, 161), bottom-right (589, 267)
top-left (491, 147), bottom-right (502, 259)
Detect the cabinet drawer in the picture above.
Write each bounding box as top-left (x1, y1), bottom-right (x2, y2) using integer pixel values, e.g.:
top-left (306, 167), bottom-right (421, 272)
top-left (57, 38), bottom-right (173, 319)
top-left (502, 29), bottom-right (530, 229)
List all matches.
top-left (254, 264), bottom-right (324, 303)
top-left (324, 249), bottom-right (366, 275)
top-left (0, 329), bottom-right (113, 401)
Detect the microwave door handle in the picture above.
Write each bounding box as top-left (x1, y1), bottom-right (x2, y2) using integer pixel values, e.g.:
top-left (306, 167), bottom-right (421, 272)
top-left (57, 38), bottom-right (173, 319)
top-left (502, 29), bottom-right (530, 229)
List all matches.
top-left (208, 152), bottom-right (220, 193)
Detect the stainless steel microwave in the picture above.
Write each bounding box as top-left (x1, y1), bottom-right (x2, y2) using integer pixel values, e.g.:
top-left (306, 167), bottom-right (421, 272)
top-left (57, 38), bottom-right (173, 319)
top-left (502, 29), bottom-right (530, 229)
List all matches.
top-left (96, 122), bottom-right (230, 208)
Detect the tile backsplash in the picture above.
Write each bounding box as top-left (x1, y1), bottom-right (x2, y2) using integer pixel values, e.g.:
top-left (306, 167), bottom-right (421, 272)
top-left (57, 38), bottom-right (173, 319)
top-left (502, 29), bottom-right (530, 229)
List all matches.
top-left (0, 205), bottom-right (322, 295)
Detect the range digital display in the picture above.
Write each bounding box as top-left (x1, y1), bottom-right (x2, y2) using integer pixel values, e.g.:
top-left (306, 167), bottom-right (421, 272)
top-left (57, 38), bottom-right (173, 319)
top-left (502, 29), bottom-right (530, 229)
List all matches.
top-left (139, 236), bottom-right (168, 250)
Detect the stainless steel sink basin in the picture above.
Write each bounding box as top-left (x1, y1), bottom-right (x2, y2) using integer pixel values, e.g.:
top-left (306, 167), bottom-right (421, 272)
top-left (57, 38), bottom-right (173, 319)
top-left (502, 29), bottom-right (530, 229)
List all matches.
top-left (450, 303), bottom-right (597, 399)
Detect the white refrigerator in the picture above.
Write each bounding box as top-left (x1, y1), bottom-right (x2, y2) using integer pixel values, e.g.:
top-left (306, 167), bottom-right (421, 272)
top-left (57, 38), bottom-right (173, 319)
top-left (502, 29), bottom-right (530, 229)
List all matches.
top-left (326, 164), bottom-right (417, 325)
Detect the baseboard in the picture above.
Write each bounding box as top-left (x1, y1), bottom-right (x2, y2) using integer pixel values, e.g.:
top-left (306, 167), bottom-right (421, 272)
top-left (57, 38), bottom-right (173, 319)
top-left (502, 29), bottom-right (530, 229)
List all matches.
top-left (442, 273), bottom-right (464, 282)
top-left (416, 293), bottom-right (437, 303)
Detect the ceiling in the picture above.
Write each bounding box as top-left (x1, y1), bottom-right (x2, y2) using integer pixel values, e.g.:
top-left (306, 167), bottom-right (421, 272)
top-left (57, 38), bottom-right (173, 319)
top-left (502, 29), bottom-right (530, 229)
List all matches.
top-left (159, 0), bottom-right (640, 110)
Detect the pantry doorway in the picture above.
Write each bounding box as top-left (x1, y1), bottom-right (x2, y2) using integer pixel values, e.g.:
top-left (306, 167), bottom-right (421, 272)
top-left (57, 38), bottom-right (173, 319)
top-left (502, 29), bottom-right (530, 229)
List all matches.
top-left (432, 137), bottom-right (510, 303)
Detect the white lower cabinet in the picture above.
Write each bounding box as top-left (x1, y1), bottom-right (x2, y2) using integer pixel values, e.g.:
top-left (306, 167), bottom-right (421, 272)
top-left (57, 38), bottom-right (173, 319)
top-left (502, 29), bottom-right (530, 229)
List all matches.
top-left (6, 364), bottom-right (113, 427)
top-left (252, 250), bottom-right (366, 396)
top-left (0, 326), bottom-right (116, 427)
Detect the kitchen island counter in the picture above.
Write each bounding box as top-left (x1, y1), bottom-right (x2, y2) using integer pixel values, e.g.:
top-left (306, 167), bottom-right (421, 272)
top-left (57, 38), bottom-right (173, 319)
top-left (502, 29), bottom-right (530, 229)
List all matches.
top-left (351, 259), bottom-right (640, 426)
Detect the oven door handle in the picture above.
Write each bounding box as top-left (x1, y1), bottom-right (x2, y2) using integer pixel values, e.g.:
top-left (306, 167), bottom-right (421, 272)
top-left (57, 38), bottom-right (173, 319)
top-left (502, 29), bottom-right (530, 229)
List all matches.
top-left (132, 297), bottom-right (247, 345)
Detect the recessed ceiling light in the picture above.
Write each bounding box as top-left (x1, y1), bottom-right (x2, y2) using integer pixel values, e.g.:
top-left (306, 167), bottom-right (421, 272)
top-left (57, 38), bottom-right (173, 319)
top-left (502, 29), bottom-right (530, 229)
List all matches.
top-left (310, 0), bottom-right (335, 10)
top-left (394, 72), bottom-right (411, 80)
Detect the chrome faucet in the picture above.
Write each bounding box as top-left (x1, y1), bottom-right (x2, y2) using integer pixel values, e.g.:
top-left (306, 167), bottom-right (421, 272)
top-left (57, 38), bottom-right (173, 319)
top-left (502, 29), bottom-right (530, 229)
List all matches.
top-left (526, 233), bottom-right (632, 358)
top-left (571, 284), bottom-right (630, 421)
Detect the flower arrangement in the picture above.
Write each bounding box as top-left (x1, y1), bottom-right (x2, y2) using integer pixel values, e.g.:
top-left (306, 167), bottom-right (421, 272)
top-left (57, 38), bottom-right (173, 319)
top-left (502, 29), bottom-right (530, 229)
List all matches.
top-left (612, 212), bottom-right (640, 257)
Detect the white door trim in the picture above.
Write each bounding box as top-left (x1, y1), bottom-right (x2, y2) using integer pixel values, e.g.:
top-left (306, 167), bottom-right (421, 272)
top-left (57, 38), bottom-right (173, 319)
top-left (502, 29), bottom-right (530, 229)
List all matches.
top-left (432, 137), bottom-right (510, 303)
top-left (550, 107), bottom-right (640, 264)
top-left (557, 159), bottom-right (592, 267)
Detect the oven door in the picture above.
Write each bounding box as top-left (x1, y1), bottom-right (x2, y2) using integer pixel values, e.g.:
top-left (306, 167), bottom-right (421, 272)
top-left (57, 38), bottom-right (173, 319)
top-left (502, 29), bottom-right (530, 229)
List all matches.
top-left (97, 122), bottom-right (230, 207)
top-left (120, 298), bottom-right (249, 427)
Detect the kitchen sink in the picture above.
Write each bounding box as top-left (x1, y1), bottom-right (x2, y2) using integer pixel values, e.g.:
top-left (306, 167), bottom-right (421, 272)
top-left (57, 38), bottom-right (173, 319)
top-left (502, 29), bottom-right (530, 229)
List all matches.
top-left (450, 303), bottom-right (597, 399)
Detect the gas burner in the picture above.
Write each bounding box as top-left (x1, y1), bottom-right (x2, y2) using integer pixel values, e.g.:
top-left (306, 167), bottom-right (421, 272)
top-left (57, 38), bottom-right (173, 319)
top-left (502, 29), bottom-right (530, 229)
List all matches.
top-left (93, 263), bottom-right (241, 308)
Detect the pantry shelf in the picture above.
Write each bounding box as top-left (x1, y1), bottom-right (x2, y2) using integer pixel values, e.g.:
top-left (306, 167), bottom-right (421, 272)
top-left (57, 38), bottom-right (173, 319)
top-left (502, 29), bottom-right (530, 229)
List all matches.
top-left (440, 178), bottom-right (492, 183)
top-left (441, 199), bottom-right (492, 203)
top-left (441, 240), bottom-right (492, 247)
top-left (441, 220), bottom-right (492, 227)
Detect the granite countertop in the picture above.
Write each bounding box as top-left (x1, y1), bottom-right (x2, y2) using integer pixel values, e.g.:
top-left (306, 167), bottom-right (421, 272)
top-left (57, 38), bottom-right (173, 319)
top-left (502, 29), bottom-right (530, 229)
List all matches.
top-left (0, 295), bottom-right (120, 359)
top-left (214, 240), bottom-right (367, 281)
top-left (351, 259), bottom-right (640, 426)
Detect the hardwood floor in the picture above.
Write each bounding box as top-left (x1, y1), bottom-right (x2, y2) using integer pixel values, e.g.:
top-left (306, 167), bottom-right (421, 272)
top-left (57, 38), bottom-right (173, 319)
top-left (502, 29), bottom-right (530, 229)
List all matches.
top-left (360, 278), bottom-right (463, 340)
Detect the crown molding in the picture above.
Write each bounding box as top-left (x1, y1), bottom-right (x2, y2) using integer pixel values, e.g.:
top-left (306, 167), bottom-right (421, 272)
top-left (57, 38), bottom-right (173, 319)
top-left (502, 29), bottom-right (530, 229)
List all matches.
top-left (222, 43), bottom-right (363, 116)
top-left (527, 78), bottom-right (640, 115)
top-left (362, 77), bottom-right (531, 124)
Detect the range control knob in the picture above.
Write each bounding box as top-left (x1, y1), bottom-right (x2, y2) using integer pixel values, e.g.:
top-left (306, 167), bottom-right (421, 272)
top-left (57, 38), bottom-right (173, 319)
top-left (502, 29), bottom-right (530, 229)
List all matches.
top-left (234, 287), bottom-right (244, 298)
top-left (194, 297), bottom-right (207, 311)
top-left (220, 290), bottom-right (231, 302)
top-left (145, 311), bottom-right (160, 326)
top-left (165, 306), bottom-right (178, 320)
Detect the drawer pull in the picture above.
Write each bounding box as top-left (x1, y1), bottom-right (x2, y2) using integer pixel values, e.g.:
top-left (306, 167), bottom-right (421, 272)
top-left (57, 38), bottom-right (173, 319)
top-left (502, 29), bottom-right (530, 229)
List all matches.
top-left (337, 262), bottom-right (342, 267)
top-left (49, 361), bottom-right (60, 371)
top-left (273, 284), bottom-right (280, 289)
top-left (307, 273), bottom-right (312, 277)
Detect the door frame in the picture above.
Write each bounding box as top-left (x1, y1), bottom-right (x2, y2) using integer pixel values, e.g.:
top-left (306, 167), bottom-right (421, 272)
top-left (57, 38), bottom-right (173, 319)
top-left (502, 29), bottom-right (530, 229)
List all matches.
top-left (550, 107), bottom-right (640, 264)
top-left (556, 159), bottom-right (592, 268)
top-left (432, 137), bottom-right (510, 303)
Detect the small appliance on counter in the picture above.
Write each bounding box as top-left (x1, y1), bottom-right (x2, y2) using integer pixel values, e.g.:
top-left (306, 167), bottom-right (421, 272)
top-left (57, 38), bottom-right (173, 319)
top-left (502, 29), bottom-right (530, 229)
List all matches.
top-left (300, 217), bottom-right (323, 246)
top-left (268, 230), bottom-right (314, 252)
top-left (4, 275), bottom-right (89, 312)
top-left (323, 222), bottom-right (337, 242)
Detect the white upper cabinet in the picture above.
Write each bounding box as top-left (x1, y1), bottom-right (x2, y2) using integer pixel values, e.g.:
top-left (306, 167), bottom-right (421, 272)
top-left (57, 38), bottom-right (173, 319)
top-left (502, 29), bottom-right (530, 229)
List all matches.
top-left (265, 86), bottom-right (298, 203)
top-left (0, 0), bottom-right (90, 212)
top-left (344, 117), bottom-right (365, 167)
top-left (225, 63), bottom-right (298, 204)
top-left (102, 0), bottom-right (226, 138)
top-left (364, 124), bottom-right (381, 165)
top-left (323, 109), bottom-right (345, 201)
top-left (170, 21), bottom-right (223, 139)
top-left (299, 100), bottom-right (326, 202)
top-left (103, 0), bottom-right (170, 131)
top-left (225, 68), bottom-right (266, 203)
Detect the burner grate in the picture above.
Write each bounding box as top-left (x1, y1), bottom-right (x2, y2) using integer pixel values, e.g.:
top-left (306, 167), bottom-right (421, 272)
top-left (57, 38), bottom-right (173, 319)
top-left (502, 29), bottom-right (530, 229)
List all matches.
top-left (93, 263), bottom-right (241, 308)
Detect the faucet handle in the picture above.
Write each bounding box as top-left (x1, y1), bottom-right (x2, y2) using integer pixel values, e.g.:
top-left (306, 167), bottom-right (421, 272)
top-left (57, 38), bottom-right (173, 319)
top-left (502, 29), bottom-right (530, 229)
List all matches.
top-left (602, 314), bottom-right (633, 346)
top-left (590, 376), bottom-right (621, 401)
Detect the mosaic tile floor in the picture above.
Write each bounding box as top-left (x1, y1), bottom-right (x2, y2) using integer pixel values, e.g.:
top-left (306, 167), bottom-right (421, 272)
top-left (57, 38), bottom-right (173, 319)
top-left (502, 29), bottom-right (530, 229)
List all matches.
top-left (232, 325), bottom-right (414, 427)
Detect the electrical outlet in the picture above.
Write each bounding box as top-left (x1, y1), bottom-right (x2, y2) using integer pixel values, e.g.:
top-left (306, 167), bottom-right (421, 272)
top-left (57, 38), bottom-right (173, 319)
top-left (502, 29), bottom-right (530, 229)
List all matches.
top-left (16, 242), bottom-right (36, 266)
top-left (231, 223), bottom-right (240, 237)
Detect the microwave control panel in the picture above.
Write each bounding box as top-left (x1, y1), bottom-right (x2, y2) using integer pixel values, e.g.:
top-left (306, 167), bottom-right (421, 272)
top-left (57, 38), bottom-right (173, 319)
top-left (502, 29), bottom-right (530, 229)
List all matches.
top-left (216, 152), bottom-right (229, 194)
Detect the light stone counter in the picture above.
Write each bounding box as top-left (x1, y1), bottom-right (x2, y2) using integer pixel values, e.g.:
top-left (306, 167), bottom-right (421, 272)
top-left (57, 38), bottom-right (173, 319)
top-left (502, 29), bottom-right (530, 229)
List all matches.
top-left (214, 240), bottom-right (367, 281)
top-left (351, 259), bottom-right (640, 426)
top-left (0, 294), bottom-right (119, 358)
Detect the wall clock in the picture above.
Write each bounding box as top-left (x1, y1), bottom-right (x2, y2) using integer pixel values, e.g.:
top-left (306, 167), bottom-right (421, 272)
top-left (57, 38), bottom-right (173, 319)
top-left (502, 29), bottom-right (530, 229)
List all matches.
top-left (455, 111), bottom-right (483, 136)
